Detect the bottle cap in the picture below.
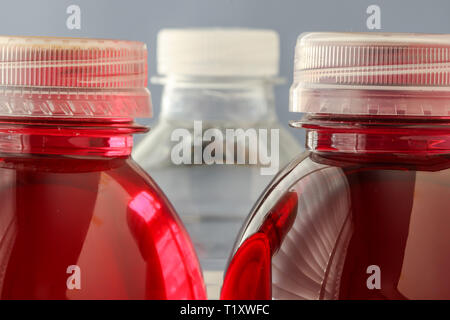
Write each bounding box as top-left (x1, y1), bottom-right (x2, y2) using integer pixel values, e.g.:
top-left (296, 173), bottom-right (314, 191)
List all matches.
top-left (0, 36), bottom-right (151, 118)
top-left (291, 32), bottom-right (450, 116)
top-left (157, 28), bottom-right (279, 77)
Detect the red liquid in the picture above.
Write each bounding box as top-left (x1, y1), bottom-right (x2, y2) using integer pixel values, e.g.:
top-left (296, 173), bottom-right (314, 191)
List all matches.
top-left (222, 116), bottom-right (450, 300)
top-left (0, 120), bottom-right (206, 300)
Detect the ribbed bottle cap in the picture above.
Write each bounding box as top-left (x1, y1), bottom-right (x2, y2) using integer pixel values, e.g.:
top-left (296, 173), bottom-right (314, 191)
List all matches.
top-left (291, 32), bottom-right (450, 116)
top-left (0, 36), bottom-right (151, 119)
top-left (157, 28), bottom-right (279, 77)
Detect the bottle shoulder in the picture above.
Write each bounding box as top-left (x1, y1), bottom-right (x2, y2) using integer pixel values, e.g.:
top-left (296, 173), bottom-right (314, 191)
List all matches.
top-left (235, 152), bottom-right (450, 250)
top-left (225, 152), bottom-right (450, 299)
top-left (0, 157), bottom-right (206, 299)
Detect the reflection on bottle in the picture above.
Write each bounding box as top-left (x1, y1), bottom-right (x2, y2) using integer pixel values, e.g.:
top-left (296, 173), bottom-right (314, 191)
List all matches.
top-left (221, 191), bottom-right (298, 300)
top-left (127, 190), bottom-right (206, 299)
top-left (271, 163), bottom-right (352, 300)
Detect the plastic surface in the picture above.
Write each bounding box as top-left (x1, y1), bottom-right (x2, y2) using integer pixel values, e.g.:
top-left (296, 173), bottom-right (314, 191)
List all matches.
top-left (134, 76), bottom-right (301, 299)
top-left (291, 32), bottom-right (450, 116)
top-left (0, 36), bottom-right (151, 118)
top-left (0, 36), bottom-right (205, 300)
top-left (222, 32), bottom-right (450, 300)
top-left (136, 28), bottom-right (301, 299)
top-left (0, 154), bottom-right (206, 299)
top-left (221, 191), bottom-right (298, 300)
top-left (222, 117), bottom-right (450, 300)
top-left (0, 117), bottom-right (206, 300)
top-left (221, 233), bottom-right (271, 300)
top-left (157, 29), bottom-right (279, 77)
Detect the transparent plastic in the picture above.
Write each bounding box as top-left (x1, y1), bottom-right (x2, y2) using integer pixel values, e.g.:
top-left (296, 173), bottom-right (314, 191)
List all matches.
top-left (0, 35), bottom-right (151, 118)
top-left (222, 32), bottom-right (450, 300)
top-left (134, 76), bottom-right (301, 298)
top-left (0, 36), bottom-right (205, 300)
top-left (291, 32), bottom-right (450, 116)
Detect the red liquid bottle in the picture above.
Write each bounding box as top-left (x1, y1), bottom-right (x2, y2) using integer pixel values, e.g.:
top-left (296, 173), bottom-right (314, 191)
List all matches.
top-left (222, 32), bottom-right (450, 300)
top-left (0, 36), bottom-right (206, 300)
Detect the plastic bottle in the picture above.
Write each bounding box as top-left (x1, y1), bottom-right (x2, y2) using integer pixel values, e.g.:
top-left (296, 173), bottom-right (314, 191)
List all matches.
top-left (222, 32), bottom-right (450, 300)
top-left (133, 29), bottom-right (301, 298)
top-left (0, 36), bottom-right (205, 300)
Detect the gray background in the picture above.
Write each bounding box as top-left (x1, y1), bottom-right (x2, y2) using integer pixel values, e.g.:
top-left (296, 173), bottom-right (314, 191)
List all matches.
top-left (1, 0), bottom-right (450, 143)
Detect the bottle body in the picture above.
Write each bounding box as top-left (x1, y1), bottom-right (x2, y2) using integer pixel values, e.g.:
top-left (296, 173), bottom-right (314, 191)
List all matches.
top-left (0, 121), bottom-right (206, 300)
top-left (221, 116), bottom-right (450, 300)
top-left (134, 77), bottom-right (301, 297)
top-left (0, 35), bottom-right (205, 300)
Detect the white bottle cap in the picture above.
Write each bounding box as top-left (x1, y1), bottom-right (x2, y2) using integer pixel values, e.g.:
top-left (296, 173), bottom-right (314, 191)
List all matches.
top-left (157, 28), bottom-right (279, 77)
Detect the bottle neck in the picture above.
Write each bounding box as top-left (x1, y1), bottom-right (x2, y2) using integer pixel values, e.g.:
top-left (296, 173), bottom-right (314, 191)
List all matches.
top-left (296, 115), bottom-right (450, 166)
top-left (0, 118), bottom-right (147, 158)
top-left (158, 76), bottom-right (278, 125)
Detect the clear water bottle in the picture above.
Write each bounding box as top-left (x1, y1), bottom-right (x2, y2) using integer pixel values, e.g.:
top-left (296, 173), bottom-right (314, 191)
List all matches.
top-left (133, 28), bottom-right (302, 298)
